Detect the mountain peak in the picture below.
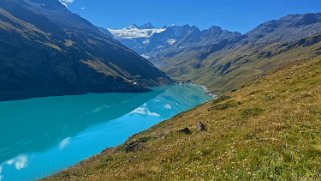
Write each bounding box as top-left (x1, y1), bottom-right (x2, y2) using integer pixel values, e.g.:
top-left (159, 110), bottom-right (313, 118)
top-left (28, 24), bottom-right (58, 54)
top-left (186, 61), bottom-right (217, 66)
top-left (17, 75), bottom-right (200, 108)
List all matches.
top-left (139, 23), bottom-right (155, 29)
top-left (128, 24), bottom-right (139, 29)
top-left (208, 26), bottom-right (223, 32)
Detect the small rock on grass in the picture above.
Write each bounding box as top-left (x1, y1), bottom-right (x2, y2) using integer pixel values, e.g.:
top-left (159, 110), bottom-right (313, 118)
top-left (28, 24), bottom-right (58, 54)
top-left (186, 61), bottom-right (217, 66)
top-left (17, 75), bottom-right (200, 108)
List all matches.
top-left (177, 127), bottom-right (191, 134)
top-left (196, 122), bottom-right (207, 131)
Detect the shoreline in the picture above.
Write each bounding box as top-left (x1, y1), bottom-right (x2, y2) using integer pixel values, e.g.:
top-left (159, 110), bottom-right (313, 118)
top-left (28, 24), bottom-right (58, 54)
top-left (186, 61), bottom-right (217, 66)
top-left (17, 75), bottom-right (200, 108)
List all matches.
top-left (177, 82), bottom-right (217, 99)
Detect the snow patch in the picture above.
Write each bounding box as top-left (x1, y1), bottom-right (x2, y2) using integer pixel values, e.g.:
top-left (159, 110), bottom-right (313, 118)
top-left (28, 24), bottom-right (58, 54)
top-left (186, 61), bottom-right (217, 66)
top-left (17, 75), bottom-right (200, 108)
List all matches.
top-left (108, 26), bottom-right (165, 39)
top-left (143, 39), bottom-right (150, 45)
top-left (59, 0), bottom-right (74, 6)
top-left (141, 54), bottom-right (151, 59)
top-left (166, 39), bottom-right (176, 45)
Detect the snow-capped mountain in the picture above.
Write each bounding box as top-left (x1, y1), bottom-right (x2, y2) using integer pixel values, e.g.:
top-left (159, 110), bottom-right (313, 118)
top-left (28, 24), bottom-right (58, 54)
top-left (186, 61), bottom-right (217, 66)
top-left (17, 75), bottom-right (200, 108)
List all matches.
top-left (106, 23), bottom-right (242, 65)
top-left (108, 23), bottom-right (165, 39)
top-left (107, 24), bottom-right (199, 56)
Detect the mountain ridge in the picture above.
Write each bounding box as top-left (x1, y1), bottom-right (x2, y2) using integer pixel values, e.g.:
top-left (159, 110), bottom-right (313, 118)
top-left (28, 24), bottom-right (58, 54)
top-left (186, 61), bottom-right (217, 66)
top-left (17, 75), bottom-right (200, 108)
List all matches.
top-left (0, 0), bottom-right (171, 101)
top-left (108, 24), bottom-right (242, 65)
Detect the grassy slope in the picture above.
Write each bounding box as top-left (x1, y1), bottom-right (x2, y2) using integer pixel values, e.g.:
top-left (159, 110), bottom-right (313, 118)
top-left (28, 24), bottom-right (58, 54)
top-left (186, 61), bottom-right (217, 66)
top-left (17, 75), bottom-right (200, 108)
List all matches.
top-left (45, 55), bottom-right (321, 180)
top-left (161, 34), bottom-right (321, 94)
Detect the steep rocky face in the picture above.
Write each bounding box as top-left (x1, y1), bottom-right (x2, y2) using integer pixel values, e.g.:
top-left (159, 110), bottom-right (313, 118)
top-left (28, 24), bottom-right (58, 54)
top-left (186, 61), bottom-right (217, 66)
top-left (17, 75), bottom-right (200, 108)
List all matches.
top-left (108, 24), bottom-right (242, 65)
top-left (245, 13), bottom-right (321, 44)
top-left (0, 0), bottom-right (171, 101)
top-left (146, 25), bottom-right (243, 67)
top-left (200, 26), bottom-right (243, 45)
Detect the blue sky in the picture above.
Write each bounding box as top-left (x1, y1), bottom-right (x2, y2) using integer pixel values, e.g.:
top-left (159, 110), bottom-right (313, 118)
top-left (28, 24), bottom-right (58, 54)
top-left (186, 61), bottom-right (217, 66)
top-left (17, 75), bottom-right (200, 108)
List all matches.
top-left (66, 0), bottom-right (321, 33)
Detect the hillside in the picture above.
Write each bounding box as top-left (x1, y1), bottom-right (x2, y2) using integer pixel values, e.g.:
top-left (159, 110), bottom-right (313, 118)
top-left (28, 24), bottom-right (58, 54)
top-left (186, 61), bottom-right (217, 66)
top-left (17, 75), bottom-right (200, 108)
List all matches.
top-left (45, 53), bottom-right (321, 179)
top-left (158, 13), bottom-right (321, 93)
top-left (162, 32), bottom-right (321, 93)
top-left (108, 13), bottom-right (321, 94)
top-left (0, 0), bottom-right (171, 101)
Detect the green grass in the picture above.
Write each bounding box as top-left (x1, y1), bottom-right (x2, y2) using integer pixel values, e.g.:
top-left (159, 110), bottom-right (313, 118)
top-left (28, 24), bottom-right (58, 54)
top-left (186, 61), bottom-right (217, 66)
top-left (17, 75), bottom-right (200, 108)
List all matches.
top-left (241, 108), bottom-right (265, 118)
top-left (159, 34), bottom-right (321, 94)
top-left (45, 56), bottom-right (321, 180)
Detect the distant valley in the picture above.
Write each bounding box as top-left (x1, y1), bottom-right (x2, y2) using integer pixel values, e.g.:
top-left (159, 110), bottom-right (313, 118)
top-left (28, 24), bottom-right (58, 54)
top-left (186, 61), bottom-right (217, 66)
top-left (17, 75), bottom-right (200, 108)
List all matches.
top-left (107, 14), bottom-right (321, 93)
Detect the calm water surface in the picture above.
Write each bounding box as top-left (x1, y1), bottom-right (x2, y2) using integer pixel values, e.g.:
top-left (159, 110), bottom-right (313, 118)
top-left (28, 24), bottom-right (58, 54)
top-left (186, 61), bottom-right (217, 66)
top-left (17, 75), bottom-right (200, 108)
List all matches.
top-left (0, 84), bottom-right (211, 180)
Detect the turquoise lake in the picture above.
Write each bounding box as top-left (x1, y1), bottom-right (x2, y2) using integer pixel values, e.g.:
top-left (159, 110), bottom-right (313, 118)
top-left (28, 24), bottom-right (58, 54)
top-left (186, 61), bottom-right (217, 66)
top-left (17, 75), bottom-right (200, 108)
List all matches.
top-left (0, 84), bottom-right (211, 181)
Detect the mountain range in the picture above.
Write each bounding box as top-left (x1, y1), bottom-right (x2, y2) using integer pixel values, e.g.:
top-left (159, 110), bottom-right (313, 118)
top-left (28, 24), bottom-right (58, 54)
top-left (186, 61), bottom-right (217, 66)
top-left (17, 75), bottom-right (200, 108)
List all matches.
top-left (0, 0), bottom-right (171, 101)
top-left (108, 23), bottom-right (242, 62)
top-left (107, 13), bottom-right (321, 93)
top-left (1, 1), bottom-right (321, 100)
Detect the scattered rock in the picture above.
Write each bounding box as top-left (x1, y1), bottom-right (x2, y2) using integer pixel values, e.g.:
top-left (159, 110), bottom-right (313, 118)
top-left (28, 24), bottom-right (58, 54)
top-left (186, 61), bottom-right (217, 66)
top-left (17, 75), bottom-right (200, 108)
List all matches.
top-left (177, 127), bottom-right (191, 134)
top-left (196, 122), bottom-right (207, 131)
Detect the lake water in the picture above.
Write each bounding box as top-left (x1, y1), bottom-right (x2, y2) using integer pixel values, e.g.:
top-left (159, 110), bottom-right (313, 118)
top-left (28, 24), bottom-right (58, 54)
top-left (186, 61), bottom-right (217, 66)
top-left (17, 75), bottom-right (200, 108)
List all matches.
top-left (0, 84), bottom-right (211, 181)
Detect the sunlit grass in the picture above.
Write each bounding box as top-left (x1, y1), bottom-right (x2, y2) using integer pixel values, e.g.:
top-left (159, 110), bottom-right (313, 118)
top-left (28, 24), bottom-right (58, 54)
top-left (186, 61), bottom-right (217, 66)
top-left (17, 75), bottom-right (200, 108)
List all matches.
top-left (45, 57), bottom-right (321, 180)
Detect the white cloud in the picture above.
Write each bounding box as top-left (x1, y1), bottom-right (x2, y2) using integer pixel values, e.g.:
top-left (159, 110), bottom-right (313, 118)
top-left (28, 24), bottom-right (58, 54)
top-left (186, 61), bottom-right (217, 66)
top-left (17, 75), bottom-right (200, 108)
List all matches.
top-left (59, 0), bottom-right (75, 7)
top-left (59, 137), bottom-right (71, 150)
top-left (6, 155), bottom-right (28, 170)
top-left (80, 7), bottom-right (86, 10)
top-left (0, 166), bottom-right (3, 181)
top-left (131, 107), bottom-right (160, 117)
top-left (164, 104), bottom-right (172, 109)
top-left (15, 156), bottom-right (28, 170)
top-left (5, 159), bottom-right (14, 165)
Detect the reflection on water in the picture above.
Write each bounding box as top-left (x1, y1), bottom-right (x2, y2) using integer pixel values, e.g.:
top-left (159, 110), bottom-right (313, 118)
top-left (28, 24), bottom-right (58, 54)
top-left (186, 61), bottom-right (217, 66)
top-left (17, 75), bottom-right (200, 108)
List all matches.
top-left (0, 84), bottom-right (211, 180)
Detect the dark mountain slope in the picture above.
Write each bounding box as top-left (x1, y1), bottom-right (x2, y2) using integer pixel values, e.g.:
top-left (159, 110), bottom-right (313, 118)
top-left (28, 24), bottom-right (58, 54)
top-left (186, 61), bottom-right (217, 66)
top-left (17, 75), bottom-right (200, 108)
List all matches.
top-left (0, 0), bottom-right (171, 101)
